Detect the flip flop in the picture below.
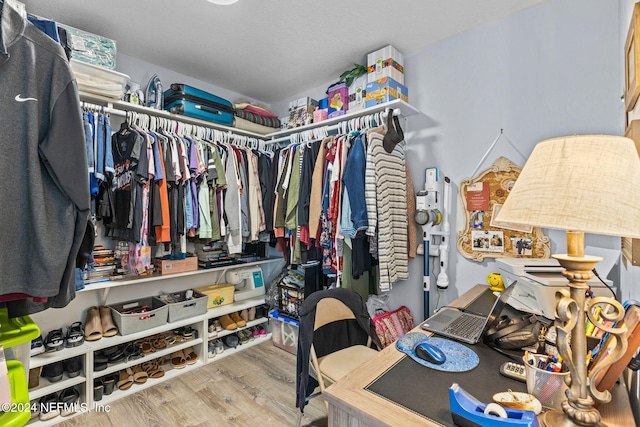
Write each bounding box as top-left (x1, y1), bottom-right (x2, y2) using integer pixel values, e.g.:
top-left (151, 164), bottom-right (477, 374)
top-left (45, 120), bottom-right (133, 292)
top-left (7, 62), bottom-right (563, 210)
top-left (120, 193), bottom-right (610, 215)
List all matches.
top-left (170, 350), bottom-right (187, 369)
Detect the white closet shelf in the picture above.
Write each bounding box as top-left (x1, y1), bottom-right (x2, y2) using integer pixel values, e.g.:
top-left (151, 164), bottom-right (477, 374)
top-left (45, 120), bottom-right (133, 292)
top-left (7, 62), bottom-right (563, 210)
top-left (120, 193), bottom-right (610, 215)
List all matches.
top-left (79, 92), bottom-right (266, 139)
top-left (79, 257), bottom-right (285, 302)
top-left (79, 92), bottom-right (421, 143)
top-left (263, 99), bottom-right (420, 139)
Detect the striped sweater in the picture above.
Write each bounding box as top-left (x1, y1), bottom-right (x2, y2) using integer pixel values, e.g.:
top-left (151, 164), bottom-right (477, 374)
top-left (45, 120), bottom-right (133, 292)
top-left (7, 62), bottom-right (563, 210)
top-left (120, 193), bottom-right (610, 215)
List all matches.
top-left (365, 131), bottom-right (409, 290)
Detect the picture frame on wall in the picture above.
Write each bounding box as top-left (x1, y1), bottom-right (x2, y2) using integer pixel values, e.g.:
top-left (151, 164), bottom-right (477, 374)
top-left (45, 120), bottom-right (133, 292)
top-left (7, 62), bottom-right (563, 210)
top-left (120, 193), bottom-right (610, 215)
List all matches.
top-left (625, 3), bottom-right (640, 112)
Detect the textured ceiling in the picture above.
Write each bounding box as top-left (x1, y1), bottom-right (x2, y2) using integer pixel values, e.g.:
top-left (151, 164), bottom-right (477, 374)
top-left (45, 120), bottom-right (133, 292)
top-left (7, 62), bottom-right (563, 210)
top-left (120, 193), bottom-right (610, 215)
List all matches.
top-left (20, 0), bottom-right (548, 104)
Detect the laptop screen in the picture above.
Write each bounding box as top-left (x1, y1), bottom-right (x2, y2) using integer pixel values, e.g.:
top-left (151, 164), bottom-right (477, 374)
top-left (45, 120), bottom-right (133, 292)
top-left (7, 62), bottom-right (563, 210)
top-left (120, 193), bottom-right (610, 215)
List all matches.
top-left (479, 283), bottom-right (517, 339)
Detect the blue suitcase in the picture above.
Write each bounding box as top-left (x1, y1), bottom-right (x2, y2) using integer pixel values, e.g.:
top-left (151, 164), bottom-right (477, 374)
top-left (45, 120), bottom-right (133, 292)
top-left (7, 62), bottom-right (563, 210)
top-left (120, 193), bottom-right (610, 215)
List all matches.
top-left (164, 83), bottom-right (235, 126)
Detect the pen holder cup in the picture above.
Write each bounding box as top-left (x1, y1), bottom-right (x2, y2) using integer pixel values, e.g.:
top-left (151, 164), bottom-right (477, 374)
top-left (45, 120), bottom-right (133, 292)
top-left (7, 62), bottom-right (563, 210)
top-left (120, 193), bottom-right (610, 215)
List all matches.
top-left (523, 356), bottom-right (570, 410)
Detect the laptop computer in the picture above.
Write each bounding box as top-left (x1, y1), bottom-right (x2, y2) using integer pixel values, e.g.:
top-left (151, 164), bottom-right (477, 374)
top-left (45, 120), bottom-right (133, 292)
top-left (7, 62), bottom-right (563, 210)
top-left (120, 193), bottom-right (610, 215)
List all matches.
top-left (420, 284), bottom-right (516, 344)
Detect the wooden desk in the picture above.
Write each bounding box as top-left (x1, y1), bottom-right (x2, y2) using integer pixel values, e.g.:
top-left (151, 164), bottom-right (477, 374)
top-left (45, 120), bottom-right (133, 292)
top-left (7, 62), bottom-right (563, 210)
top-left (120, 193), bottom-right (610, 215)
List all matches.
top-left (322, 285), bottom-right (635, 427)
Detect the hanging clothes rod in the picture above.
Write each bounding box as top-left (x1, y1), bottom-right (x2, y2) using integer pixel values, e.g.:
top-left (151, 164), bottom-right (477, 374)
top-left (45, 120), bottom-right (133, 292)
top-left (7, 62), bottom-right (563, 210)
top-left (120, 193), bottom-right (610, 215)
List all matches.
top-left (80, 101), bottom-right (127, 117)
top-left (266, 107), bottom-right (401, 145)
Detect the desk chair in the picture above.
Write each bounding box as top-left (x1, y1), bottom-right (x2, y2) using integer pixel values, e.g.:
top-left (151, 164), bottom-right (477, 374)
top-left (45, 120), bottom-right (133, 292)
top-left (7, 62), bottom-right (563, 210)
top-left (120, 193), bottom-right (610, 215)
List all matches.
top-left (295, 288), bottom-right (381, 426)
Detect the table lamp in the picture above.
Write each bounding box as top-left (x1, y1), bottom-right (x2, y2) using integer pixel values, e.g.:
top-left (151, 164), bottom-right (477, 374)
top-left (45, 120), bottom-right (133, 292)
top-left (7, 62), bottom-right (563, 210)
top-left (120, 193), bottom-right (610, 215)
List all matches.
top-left (495, 134), bottom-right (640, 427)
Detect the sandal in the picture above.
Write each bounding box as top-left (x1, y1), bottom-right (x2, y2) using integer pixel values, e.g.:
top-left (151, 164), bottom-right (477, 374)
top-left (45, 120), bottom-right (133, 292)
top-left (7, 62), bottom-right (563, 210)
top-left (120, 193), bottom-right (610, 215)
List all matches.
top-left (151, 334), bottom-right (167, 350)
top-left (65, 322), bottom-right (85, 348)
top-left (183, 347), bottom-right (198, 365)
top-left (100, 305), bottom-right (118, 337)
top-left (134, 338), bottom-right (155, 354)
top-left (44, 329), bottom-right (64, 352)
top-left (142, 360), bottom-right (165, 379)
top-left (133, 364), bottom-right (148, 384)
top-left (117, 368), bottom-right (134, 390)
top-left (124, 343), bottom-right (143, 362)
top-left (84, 306), bottom-right (103, 341)
top-left (170, 350), bottom-right (186, 369)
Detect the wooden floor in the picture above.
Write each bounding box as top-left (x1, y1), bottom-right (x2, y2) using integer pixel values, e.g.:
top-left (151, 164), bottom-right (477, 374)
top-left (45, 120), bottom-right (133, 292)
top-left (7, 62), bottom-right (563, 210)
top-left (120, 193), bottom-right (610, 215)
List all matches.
top-left (56, 341), bottom-right (327, 427)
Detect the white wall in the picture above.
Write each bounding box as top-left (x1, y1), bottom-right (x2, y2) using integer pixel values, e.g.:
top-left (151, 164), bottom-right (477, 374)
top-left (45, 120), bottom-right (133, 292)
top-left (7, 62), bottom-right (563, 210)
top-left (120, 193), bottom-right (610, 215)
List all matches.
top-left (391, 0), bottom-right (625, 321)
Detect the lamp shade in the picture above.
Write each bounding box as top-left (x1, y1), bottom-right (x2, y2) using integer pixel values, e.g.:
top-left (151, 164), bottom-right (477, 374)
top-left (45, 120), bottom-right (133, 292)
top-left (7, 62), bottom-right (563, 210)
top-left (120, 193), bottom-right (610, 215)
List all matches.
top-left (495, 135), bottom-right (640, 238)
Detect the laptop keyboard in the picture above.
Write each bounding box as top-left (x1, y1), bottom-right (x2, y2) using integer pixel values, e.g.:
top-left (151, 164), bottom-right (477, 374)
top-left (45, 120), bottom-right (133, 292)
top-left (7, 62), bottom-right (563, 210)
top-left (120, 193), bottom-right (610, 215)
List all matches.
top-left (443, 313), bottom-right (484, 340)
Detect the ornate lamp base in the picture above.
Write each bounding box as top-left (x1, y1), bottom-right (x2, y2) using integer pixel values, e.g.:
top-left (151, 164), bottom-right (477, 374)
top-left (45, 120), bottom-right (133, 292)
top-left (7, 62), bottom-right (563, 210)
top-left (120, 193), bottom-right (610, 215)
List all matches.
top-left (540, 409), bottom-right (606, 427)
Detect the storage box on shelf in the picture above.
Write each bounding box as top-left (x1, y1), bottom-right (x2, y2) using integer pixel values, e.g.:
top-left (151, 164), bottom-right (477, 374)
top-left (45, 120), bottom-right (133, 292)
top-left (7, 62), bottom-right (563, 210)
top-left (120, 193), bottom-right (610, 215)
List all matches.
top-left (109, 297), bottom-right (168, 336)
top-left (367, 44), bottom-right (405, 84)
top-left (158, 290), bottom-right (208, 323)
top-left (194, 283), bottom-right (235, 309)
top-left (152, 255), bottom-right (198, 275)
top-left (365, 77), bottom-right (408, 108)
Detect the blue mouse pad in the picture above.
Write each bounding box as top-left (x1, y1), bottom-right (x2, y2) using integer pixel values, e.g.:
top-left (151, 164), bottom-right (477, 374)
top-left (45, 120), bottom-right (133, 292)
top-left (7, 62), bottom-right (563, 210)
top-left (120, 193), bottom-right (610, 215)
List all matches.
top-left (395, 332), bottom-right (479, 372)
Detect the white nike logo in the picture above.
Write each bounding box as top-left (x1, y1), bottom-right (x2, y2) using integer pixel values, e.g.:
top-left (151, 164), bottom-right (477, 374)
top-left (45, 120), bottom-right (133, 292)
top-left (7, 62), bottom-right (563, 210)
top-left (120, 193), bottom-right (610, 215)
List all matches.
top-left (15, 94), bottom-right (37, 102)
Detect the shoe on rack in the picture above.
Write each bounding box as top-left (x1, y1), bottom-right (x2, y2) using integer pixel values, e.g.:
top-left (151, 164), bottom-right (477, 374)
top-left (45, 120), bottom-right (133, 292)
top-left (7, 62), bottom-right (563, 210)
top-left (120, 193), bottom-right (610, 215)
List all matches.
top-left (65, 322), bottom-right (85, 348)
top-left (248, 306), bottom-right (256, 321)
top-left (117, 368), bottom-right (134, 391)
top-left (31, 335), bottom-right (45, 357)
top-left (103, 373), bottom-right (118, 395)
top-left (214, 339), bottom-right (224, 354)
top-left (208, 342), bottom-right (216, 358)
top-left (28, 366), bottom-right (42, 389)
top-left (94, 378), bottom-right (104, 402)
top-left (237, 329), bottom-right (251, 345)
top-left (240, 309), bottom-right (249, 323)
top-left (100, 305), bottom-right (118, 337)
top-left (208, 321), bottom-right (218, 338)
top-left (84, 306), bottom-right (103, 341)
top-left (63, 356), bottom-right (83, 378)
top-left (44, 329), bottom-right (65, 352)
top-left (30, 399), bottom-right (40, 420)
top-left (230, 311), bottom-right (247, 328)
top-left (41, 361), bottom-right (64, 382)
top-left (257, 324), bottom-right (267, 336)
top-left (183, 346), bottom-right (198, 365)
top-left (218, 314), bottom-right (237, 330)
top-left (223, 334), bottom-right (239, 349)
top-left (60, 386), bottom-right (80, 416)
top-left (213, 319), bottom-right (222, 332)
top-left (39, 393), bottom-right (60, 421)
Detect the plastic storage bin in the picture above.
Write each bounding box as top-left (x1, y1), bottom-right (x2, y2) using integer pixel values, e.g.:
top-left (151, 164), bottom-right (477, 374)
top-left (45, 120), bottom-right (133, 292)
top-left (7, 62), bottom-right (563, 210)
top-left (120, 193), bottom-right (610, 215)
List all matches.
top-left (109, 297), bottom-right (168, 335)
top-left (270, 310), bottom-right (299, 355)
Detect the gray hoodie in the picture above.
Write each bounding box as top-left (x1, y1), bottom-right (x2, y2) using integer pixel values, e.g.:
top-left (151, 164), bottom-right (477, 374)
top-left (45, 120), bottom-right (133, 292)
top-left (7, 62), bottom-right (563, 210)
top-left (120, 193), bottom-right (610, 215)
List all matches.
top-left (0, 0), bottom-right (90, 315)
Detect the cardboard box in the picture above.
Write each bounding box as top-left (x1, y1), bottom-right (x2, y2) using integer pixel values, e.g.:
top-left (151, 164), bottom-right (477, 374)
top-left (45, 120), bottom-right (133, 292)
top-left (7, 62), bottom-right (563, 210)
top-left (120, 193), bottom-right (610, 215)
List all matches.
top-left (365, 77), bottom-right (408, 108)
top-left (153, 256), bottom-right (198, 275)
top-left (194, 283), bottom-right (235, 309)
top-left (348, 75), bottom-right (367, 112)
top-left (328, 82), bottom-right (349, 118)
top-left (367, 45), bottom-right (404, 84)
